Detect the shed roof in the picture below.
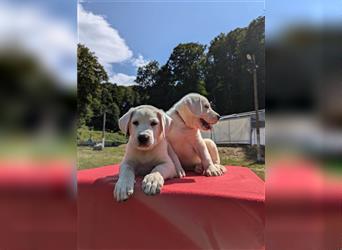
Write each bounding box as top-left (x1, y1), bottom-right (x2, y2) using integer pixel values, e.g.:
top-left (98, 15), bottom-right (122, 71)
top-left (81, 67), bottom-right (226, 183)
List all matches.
top-left (220, 109), bottom-right (265, 121)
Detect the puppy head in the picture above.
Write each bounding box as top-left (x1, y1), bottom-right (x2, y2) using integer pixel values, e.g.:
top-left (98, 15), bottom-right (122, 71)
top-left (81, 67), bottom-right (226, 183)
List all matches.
top-left (118, 105), bottom-right (171, 151)
top-left (175, 93), bottom-right (220, 131)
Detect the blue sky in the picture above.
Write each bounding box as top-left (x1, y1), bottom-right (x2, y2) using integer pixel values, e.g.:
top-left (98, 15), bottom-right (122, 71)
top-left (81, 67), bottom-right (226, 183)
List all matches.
top-left (267, 0), bottom-right (342, 38)
top-left (79, 1), bottom-right (265, 85)
top-left (12, 0), bottom-right (76, 27)
top-left (1, 0), bottom-right (77, 86)
top-left (3, 0), bottom-right (341, 87)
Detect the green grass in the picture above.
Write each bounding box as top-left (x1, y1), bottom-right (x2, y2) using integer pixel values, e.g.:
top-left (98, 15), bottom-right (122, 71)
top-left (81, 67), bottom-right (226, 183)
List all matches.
top-left (221, 158), bottom-right (265, 180)
top-left (77, 145), bottom-right (126, 170)
top-left (218, 147), bottom-right (265, 179)
top-left (77, 145), bottom-right (265, 180)
top-left (77, 127), bottom-right (127, 145)
top-left (0, 134), bottom-right (75, 161)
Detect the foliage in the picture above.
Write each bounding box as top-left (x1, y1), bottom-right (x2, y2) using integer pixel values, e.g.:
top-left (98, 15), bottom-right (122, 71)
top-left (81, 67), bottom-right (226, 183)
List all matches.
top-left (136, 60), bottom-right (160, 89)
top-left (77, 126), bottom-right (127, 145)
top-left (206, 16), bottom-right (265, 115)
top-left (77, 17), bottom-right (265, 131)
top-left (166, 43), bottom-right (207, 98)
top-left (135, 43), bottom-right (208, 110)
top-left (0, 47), bottom-right (75, 135)
top-left (77, 44), bottom-right (108, 126)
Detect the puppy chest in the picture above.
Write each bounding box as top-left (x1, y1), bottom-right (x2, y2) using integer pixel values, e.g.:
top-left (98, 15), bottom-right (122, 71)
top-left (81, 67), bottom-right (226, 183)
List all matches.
top-left (172, 140), bottom-right (199, 158)
top-left (132, 158), bottom-right (165, 176)
top-left (169, 128), bottom-right (197, 147)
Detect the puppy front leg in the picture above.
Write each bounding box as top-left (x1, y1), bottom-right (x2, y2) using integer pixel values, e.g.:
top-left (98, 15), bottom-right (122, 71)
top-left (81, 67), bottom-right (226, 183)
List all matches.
top-left (167, 143), bottom-right (186, 178)
top-left (114, 163), bottom-right (135, 202)
top-left (195, 136), bottom-right (223, 177)
top-left (204, 138), bottom-right (227, 174)
top-left (142, 162), bottom-right (174, 195)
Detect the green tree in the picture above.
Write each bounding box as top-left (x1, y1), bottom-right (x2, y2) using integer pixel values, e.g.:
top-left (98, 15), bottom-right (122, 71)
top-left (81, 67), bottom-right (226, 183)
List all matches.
top-left (205, 16), bottom-right (265, 115)
top-left (146, 64), bottom-right (176, 110)
top-left (166, 43), bottom-right (208, 99)
top-left (77, 17), bottom-right (265, 131)
top-left (206, 28), bottom-right (246, 114)
top-left (135, 60), bottom-right (159, 103)
top-left (90, 83), bottom-right (120, 131)
top-left (136, 60), bottom-right (159, 89)
top-left (77, 44), bottom-right (108, 126)
top-left (243, 16), bottom-right (265, 110)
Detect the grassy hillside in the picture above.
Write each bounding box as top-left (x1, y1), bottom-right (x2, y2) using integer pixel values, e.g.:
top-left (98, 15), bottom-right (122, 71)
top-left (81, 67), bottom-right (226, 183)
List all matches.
top-left (77, 145), bottom-right (265, 180)
top-left (77, 127), bottom-right (127, 146)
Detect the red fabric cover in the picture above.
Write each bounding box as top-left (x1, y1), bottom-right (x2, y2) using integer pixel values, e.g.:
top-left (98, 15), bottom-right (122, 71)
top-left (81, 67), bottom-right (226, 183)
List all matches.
top-left (0, 164), bottom-right (76, 250)
top-left (78, 165), bottom-right (265, 250)
top-left (266, 162), bottom-right (342, 250)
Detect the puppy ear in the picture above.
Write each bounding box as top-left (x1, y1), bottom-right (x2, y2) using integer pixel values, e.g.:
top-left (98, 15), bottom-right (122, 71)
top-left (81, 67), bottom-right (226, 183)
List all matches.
top-left (118, 108), bottom-right (135, 136)
top-left (157, 110), bottom-right (172, 138)
top-left (184, 96), bottom-right (203, 116)
top-left (175, 98), bottom-right (193, 127)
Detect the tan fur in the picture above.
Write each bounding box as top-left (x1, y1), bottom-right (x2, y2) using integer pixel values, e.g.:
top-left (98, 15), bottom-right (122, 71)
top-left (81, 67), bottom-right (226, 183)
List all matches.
top-left (167, 93), bottom-right (226, 176)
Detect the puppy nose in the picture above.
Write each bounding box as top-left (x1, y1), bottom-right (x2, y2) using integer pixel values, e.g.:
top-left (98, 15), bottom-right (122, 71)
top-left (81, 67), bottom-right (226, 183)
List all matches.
top-left (138, 134), bottom-right (150, 144)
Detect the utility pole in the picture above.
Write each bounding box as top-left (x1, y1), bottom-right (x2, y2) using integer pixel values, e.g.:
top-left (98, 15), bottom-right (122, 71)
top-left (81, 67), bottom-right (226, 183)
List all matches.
top-left (247, 54), bottom-right (262, 163)
top-left (102, 111), bottom-right (106, 149)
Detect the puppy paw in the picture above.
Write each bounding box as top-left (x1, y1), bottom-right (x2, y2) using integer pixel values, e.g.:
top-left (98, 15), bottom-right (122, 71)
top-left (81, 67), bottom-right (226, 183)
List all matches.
top-left (142, 172), bottom-right (164, 195)
top-left (177, 167), bottom-right (186, 178)
top-left (114, 180), bottom-right (134, 202)
top-left (215, 164), bottom-right (227, 174)
top-left (194, 164), bottom-right (203, 174)
top-left (204, 164), bottom-right (223, 177)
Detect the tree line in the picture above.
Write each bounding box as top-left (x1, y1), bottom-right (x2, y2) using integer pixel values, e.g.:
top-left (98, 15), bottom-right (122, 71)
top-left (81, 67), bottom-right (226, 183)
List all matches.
top-left (78, 16), bottom-right (265, 132)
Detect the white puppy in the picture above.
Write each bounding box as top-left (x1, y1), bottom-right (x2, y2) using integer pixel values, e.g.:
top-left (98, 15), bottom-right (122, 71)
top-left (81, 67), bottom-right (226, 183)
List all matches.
top-left (167, 93), bottom-right (226, 176)
top-left (114, 105), bottom-right (182, 202)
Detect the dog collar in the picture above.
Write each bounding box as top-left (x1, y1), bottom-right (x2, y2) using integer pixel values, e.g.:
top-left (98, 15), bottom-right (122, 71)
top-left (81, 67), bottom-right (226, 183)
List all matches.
top-left (175, 110), bottom-right (186, 125)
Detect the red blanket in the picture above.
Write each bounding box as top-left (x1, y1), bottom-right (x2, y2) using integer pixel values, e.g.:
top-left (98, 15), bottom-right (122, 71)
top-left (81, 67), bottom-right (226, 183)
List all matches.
top-left (0, 165), bottom-right (76, 250)
top-left (78, 165), bottom-right (265, 250)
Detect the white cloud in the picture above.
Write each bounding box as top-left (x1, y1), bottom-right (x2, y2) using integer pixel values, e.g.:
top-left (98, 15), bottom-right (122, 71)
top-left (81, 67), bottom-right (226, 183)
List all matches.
top-left (78, 4), bottom-right (133, 69)
top-left (110, 73), bottom-right (136, 86)
top-left (0, 2), bottom-right (77, 86)
top-left (78, 4), bottom-right (150, 86)
top-left (131, 54), bottom-right (149, 68)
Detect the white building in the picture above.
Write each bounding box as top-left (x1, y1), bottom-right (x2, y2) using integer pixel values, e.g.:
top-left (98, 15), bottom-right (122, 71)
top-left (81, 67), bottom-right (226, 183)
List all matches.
top-left (201, 109), bottom-right (265, 146)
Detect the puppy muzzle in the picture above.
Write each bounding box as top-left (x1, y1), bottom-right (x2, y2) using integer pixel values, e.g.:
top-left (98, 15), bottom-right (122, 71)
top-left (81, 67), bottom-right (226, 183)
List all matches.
top-left (137, 133), bottom-right (151, 147)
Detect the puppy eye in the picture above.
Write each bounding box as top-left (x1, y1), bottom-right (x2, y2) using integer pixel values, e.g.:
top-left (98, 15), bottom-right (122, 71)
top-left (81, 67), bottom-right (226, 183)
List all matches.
top-left (151, 121), bottom-right (158, 126)
top-left (132, 121), bottom-right (139, 126)
top-left (204, 104), bottom-right (210, 109)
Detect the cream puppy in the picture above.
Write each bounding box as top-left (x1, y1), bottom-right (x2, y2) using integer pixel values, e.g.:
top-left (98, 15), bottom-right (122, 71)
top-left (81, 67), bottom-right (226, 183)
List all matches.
top-left (114, 105), bottom-right (182, 202)
top-left (167, 93), bottom-right (226, 176)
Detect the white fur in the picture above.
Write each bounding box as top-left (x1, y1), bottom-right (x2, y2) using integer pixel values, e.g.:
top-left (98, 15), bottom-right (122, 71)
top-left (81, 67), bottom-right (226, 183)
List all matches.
top-left (114, 105), bottom-right (183, 202)
top-left (167, 93), bottom-right (227, 176)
